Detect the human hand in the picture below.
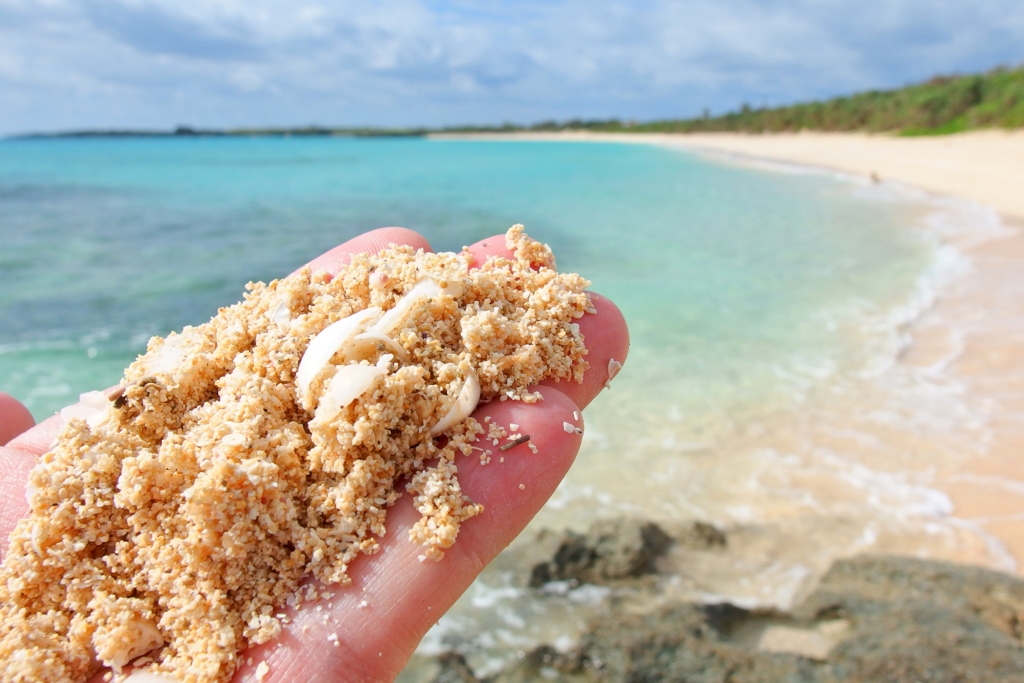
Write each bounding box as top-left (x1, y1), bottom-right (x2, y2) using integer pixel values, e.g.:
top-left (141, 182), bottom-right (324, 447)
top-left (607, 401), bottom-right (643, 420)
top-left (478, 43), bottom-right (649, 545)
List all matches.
top-left (0, 228), bottom-right (629, 683)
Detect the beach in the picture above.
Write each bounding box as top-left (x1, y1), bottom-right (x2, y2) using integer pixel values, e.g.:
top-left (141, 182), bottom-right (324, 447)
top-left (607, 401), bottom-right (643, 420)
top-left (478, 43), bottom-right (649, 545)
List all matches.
top-left (434, 128), bottom-right (1024, 575)
top-left (431, 130), bottom-right (1024, 222)
top-left (666, 131), bottom-right (1024, 575)
top-left (4, 133), bottom-right (1024, 678)
top-left (648, 131), bottom-right (1024, 575)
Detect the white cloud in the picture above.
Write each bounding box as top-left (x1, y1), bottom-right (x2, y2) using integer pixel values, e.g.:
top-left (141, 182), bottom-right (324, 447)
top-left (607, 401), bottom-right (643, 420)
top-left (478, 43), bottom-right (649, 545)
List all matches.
top-left (0, 0), bottom-right (1022, 134)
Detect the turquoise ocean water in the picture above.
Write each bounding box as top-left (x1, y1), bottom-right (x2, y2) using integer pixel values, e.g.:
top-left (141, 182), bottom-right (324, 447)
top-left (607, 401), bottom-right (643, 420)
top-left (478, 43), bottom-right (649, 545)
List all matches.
top-left (0, 136), bottom-right (926, 421)
top-left (5, 136), bottom-right (994, 670)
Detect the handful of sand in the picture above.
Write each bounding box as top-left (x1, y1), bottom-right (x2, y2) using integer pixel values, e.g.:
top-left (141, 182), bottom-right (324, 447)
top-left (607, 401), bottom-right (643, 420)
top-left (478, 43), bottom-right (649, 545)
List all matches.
top-left (0, 227), bottom-right (591, 683)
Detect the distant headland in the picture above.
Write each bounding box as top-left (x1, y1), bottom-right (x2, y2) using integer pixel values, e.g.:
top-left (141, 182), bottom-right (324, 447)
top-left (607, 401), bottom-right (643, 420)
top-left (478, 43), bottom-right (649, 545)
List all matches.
top-left (8, 63), bottom-right (1022, 140)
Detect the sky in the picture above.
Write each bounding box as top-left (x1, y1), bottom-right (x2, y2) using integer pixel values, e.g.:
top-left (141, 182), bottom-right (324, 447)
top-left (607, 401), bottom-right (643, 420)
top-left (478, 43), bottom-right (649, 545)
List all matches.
top-left (1, 0), bottom-right (1023, 135)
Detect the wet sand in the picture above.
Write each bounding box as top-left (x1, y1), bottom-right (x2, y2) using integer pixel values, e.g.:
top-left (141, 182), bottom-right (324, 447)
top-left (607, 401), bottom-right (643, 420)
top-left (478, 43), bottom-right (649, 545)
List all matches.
top-left (434, 129), bottom-right (1024, 576)
top-left (658, 132), bottom-right (1024, 574)
top-left (910, 220), bottom-right (1024, 570)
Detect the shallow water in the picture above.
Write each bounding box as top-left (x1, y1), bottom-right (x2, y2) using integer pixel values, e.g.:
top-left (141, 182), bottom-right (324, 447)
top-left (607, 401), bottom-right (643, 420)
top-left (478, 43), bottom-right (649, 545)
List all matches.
top-left (0, 136), bottom-right (1010, 673)
top-left (0, 137), bottom-right (926, 423)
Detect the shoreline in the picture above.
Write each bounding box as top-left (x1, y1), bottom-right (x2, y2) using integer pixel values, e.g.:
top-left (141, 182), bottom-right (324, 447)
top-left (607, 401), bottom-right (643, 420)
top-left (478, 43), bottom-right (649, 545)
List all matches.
top-left (428, 130), bottom-right (1024, 224)
top-left (433, 129), bottom-right (1024, 576)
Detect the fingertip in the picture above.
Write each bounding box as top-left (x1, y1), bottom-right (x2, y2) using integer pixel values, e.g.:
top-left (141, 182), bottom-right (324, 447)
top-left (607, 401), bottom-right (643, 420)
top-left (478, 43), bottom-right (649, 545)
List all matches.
top-left (303, 227), bottom-right (433, 276)
top-left (0, 447), bottom-right (35, 558)
top-left (0, 393), bottom-right (34, 447)
top-left (455, 385), bottom-right (583, 525)
top-left (464, 234), bottom-right (513, 269)
top-left (540, 291), bottom-right (630, 409)
top-left (5, 414), bottom-right (63, 457)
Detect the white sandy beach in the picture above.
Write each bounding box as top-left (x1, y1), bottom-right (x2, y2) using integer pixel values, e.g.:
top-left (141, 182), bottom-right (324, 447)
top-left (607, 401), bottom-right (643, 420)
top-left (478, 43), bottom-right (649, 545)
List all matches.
top-left (432, 130), bottom-right (1024, 223)
top-left (436, 129), bottom-right (1024, 575)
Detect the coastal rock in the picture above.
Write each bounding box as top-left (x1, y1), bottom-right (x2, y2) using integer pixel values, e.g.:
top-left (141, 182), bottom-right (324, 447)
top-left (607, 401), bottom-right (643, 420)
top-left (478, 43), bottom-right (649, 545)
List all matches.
top-left (489, 646), bottom-right (580, 683)
top-left (802, 555), bottom-right (1024, 682)
top-left (433, 549), bottom-right (1024, 683)
top-left (576, 603), bottom-right (820, 683)
top-left (430, 652), bottom-right (479, 683)
top-left (508, 519), bottom-right (711, 588)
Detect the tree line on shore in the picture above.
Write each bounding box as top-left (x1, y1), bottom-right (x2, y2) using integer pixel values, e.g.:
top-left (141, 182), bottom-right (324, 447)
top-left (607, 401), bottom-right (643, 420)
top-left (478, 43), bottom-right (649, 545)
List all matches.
top-left (532, 63), bottom-right (1023, 136)
top-left (14, 64), bottom-right (1023, 139)
top-left (618, 63), bottom-right (1024, 135)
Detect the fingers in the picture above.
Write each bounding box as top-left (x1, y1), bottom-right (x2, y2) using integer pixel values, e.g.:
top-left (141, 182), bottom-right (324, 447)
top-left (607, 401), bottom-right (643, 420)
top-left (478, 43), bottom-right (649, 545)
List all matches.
top-left (5, 414), bottom-right (62, 457)
top-left (539, 292), bottom-right (629, 410)
top-left (0, 446), bottom-right (36, 558)
top-left (233, 386), bottom-right (583, 683)
top-left (303, 228), bottom-right (433, 276)
top-left (464, 235), bottom-right (630, 410)
top-left (238, 231), bottom-right (624, 680)
top-left (0, 415), bottom-right (63, 559)
top-left (0, 392), bottom-right (35, 447)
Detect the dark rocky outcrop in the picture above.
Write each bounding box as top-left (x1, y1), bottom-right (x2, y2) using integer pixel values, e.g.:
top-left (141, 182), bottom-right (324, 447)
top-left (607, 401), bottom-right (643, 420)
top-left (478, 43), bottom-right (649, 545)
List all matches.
top-left (496, 518), bottom-right (721, 588)
top-left (574, 604), bottom-right (821, 683)
top-left (430, 522), bottom-right (1024, 683)
top-left (525, 519), bottom-right (675, 587)
top-left (431, 652), bottom-right (481, 683)
top-left (802, 556), bottom-right (1024, 683)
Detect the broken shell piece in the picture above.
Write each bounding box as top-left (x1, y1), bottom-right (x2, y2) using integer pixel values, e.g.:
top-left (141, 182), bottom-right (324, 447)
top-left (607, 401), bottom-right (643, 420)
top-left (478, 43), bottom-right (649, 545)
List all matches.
top-left (140, 327), bottom-right (204, 378)
top-left (319, 364), bottom-right (388, 419)
top-left (60, 391), bottom-right (112, 429)
top-left (78, 390), bottom-right (109, 412)
top-left (99, 618), bottom-right (165, 670)
top-left (24, 476), bottom-right (38, 508)
top-left (269, 299), bottom-right (292, 325)
top-left (59, 404), bottom-right (97, 423)
top-left (604, 358), bottom-right (623, 389)
top-left (296, 307), bottom-right (382, 399)
top-left (437, 278), bottom-right (464, 297)
top-left (371, 277), bottom-right (440, 337)
top-left (349, 329), bottom-right (410, 363)
top-left (108, 384), bottom-right (129, 408)
top-left (429, 373), bottom-right (481, 436)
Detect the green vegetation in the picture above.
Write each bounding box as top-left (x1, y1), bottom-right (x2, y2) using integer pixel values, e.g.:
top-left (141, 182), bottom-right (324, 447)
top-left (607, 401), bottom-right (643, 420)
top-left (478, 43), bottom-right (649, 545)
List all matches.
top-left (585, 64), bottom-right (1024, 136)
top-left (10, 64), bottom-right (1023, 140)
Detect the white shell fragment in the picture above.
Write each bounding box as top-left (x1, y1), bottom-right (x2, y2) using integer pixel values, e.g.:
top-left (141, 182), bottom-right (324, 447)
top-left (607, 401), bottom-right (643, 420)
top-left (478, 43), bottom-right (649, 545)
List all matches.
top-left (101, 617), bottom-right (165, 670)
top-left (430, 373), bottom-right (481, 436)
top-left (296, 307), bottom-right (382, 399)
top-left (60, 391), bottom-right (112, 429)
top-left (320, 364), bottom-right (388, 419)
top-left (298, 275), bottom-right (462, 409)
top-left (350, 329), bottom-right (410, 362)
top-left (269, 299), bottom-right (292, 324)
top-left (437, 278), bottom-right (464, 297)
top-left (371, 277), bottom-right (440, 336)
top-left (140, 327), bottom-right (203, 378)
top-left (604, 358), bottom-right (623, 389)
